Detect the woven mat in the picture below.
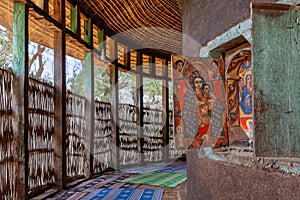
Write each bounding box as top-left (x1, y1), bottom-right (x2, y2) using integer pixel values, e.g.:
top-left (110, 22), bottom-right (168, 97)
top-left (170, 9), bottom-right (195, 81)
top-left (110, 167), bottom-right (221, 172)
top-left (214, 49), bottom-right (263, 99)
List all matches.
top-left (121, 172), bottom-right (187, 188)
top-left (48, 174), bottom-right (139, 200)
top-left (121, 163), bottom-right (169, 174)
top-left (81, 188), bottom-right (163, 200)
top-left (121, 162), bottom-right (186, 174)
top-left (155, 165), bottom-right (186, 174)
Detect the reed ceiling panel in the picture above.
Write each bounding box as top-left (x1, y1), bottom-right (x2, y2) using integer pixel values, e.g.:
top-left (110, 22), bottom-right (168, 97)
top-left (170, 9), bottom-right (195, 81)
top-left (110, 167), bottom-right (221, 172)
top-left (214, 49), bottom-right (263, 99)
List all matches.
top-left (78, 0), bottom-right (182, 55)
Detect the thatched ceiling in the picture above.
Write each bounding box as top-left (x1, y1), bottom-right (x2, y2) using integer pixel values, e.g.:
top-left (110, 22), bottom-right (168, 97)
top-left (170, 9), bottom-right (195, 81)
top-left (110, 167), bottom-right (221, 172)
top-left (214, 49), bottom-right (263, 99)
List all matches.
top-left (76, 0), bottom-right (182, 56)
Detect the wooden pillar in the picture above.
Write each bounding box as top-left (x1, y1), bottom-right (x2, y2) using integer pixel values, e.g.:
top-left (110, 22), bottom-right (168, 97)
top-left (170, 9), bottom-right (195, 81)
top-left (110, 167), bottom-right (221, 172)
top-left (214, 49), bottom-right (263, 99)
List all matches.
top-left (124, 46), bottom-right (130, 68)
top-left (84, 18), bottom-right (92, 46)
top-left (83, 20), bottom-right (94, 176)
top-left (12, 2), bottom-right (28, 199)
top-left (107, 37), bottom-right (115, 60)
top-left (83, 51), bottom-right (95, 177)
top-left (252, 3), bottom-right (300, 157)
top-left (150, 56), bottom-right (156, 76)
top-left (44, 0), bottom-right (49, 14)
top-left (98, 29), bottom-right (105, 56)
top-left (162, 59), bottom-right (170, 161)
top-left (53, 0), bottom-right (66, 189)
top-left (136, 51), bottom-right (144, 164)
top-left (70, 5), bottom-right (80, 36)
top-left (111, 40), bottom-right (120, 169)
top-left (290, 6), bottom-right (300, 156)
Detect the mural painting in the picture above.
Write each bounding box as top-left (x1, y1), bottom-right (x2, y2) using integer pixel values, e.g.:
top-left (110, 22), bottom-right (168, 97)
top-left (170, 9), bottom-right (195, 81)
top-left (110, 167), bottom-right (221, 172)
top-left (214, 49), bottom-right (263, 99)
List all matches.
top-left (172, 55), bottom-right (227, 149)
top-left (226, 50), bottom-right (253, 139)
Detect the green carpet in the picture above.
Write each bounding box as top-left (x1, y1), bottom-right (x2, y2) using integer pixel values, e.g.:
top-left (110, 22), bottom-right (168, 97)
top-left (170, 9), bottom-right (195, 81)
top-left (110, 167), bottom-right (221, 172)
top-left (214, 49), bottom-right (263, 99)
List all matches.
top-left (121, 172), bottom-right (187, 187)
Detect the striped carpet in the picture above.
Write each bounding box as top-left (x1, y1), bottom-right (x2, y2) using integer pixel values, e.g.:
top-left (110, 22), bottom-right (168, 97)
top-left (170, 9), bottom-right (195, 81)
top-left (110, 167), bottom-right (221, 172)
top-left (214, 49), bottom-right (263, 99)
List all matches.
top-left (81, 188), bottom-right (163, 200)
top-left (155, 165), bottom-right (186, 174)
top-left (121, 172), bottom-right (187, 187)
top-left (48, 174), bottom-right (139, 200)
top-left (120, 163), bottom-right (169, 174)
top-left (121, 162), bottom-right (186, 174)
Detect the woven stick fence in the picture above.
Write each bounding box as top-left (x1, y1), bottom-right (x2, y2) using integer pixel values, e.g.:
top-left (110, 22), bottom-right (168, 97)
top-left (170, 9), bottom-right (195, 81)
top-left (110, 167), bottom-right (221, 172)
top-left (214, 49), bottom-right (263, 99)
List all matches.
top-left (94, 101), bottom-right (112, 174)
top-left (0, 68), bottom-right (16, 200)
top-left (143, 108), bottom-right (164, 162)
top-left (28, 78), bottom-right (55, 196)
top-left (118, 103), bottom-right (139, 166)
top-left (66, 92), bottom-right (87, 182)
top-left (168, 110), bottom-right (185, 159)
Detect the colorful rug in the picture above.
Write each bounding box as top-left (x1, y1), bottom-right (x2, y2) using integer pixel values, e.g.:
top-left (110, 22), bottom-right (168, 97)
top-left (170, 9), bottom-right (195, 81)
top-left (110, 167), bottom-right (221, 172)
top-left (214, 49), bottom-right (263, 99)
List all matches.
top-left (155, 165), bottom-right (186, 174)
top-left (81, 188), bottom-right (163, 200)
top-left (49, 191), bottom-right (88, 200)
top-left (73, 175), bottom-right (139, 192)
top-left (49, 175), bottom-right (139, 200)
top-left (121, 162), bottom-right (187, 174)
top-left (120, 163), bottom-right (169, 174)
top-left (121, 172), bottom-right (187, 187)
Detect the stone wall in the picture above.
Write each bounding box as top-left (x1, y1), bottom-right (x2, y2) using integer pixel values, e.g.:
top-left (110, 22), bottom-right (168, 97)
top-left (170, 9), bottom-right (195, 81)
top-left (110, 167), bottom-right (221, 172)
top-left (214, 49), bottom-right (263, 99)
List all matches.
top-left (187, 149), bottom-right (300, 200)
top-left (182, 0), bottom-right (279, 56)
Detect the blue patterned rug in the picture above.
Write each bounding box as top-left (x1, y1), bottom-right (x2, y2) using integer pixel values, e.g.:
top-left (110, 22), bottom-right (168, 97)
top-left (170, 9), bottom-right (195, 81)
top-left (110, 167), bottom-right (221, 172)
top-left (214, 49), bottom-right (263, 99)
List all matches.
top-left (81, 188), bottom-right (163, 200)
top-left (48, 175), bottom-right (139, 200)
top-left (121, 163), bottom-right (169, 174)
top-left (155, 165), bottom-right (186, 174)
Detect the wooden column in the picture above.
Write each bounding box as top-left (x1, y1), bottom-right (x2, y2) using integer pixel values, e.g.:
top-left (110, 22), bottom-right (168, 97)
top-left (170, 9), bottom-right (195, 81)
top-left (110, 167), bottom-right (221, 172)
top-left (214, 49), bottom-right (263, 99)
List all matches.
top-left (53, 0), bottom-right (66, 189)
top-left (162, 59), bottom-right (170, 161)
top-left (83, 20), bottom-right (94, 175)
top-left (70, 4), bottom-right (80, 36)
top-left (111, 40), bottom-right (120, 169)
top-left (83, 51), bottom-right (95, 177)
top-left (290, 6), bottom-right (300, 156)
top-left (98, 29), bottom-right (105, 56)
top-left (107, 37), bottom-right (115, 60)
top-left (252, 3), bottom-right (300, 157)
top-left (136, 51), bottom-right (144, 164)
top-left (12, 2), bottom-right (28, 199)
top-left (84, 18), bottom-right (92, 46)
top-left (44, 0), bottom-right (49, 14)
top-left (150, 56), bottom-right (156, 76)
top-left (124, 46), bottom-right (130, 68)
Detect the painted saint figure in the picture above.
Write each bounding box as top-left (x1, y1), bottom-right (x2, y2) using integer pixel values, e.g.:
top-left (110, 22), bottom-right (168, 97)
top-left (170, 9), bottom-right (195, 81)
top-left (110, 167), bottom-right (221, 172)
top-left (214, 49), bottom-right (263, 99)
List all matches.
top-left (199, 83), bottom-right (214, 142)
top-left (240, 74), bottom-right (252, 114)
top-left (182, 71), bottom-right (213, 148)
top-left (173, 59), bottom-right (187, 148)
top-left (173, 60), bottom-right (186, 111)
top-left (241, 59), bottom-right (251, 71)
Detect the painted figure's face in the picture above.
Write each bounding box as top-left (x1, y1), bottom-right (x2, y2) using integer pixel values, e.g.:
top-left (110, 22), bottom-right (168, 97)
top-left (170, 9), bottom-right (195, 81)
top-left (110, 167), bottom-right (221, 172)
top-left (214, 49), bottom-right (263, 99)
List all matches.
top-left (230, 113), bottom-right (235, 119)
top-left (176, 62), bottom-right (183, 71)
top-left (203, 85), bottom-right (209, 94)
top-left (194, 77), bottom-right (203, 89)
top-left (245, 60), bottom-right (250, 66)
top-left (246, 75), bottom-right (251, 84)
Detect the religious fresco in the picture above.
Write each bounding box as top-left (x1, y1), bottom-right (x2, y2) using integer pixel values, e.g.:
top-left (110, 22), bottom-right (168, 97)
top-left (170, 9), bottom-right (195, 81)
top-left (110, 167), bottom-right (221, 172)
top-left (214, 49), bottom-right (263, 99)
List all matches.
top-left (172, 55), bottom-right (227, 149)
top-left (226, 50), bottom-right (253, 138)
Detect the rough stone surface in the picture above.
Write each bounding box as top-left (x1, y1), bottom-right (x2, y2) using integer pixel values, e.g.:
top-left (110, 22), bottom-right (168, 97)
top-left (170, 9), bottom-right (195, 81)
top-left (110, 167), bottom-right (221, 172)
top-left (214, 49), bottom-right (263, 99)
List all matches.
top-left (187, 149), bottom-right (300, 200)
top-left (182, 0), bottom-right (278, 55)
